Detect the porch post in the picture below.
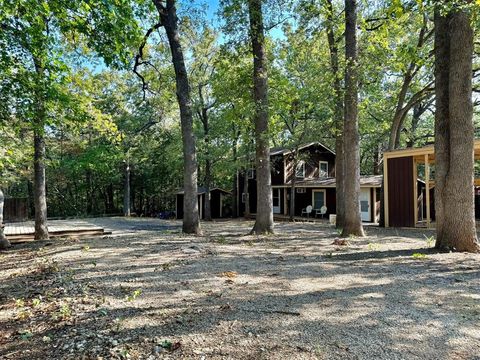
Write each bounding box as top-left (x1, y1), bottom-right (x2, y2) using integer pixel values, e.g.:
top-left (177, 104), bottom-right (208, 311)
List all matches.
top-left (413, 159), bottom-right (418, 225)
top-left (383, 155), bottom-right (389, 227)
top-left (425, 154), bottom-right (431, 228)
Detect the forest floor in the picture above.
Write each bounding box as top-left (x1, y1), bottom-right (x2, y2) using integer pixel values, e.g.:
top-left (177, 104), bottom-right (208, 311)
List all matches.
top-left (0, 217), bottom-right (479, 360)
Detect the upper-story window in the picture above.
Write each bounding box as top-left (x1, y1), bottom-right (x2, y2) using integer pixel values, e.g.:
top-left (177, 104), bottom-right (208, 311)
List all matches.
top-left (295, 161), bottom-right (305, 178)
top-left (247, 169), bottom-right (256, 179)
top-left (319, 161), bottom-right (329, 178)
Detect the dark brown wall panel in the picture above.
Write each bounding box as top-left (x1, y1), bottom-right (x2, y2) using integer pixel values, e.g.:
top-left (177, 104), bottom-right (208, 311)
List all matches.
top-left (388, 156), bottom-right (414, 227)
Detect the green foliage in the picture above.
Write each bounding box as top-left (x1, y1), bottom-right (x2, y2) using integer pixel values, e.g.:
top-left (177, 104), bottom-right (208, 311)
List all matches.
top-left (125, 289), bottom-right (142, 302)
top-left (412, 252), bottom-right (427, 259)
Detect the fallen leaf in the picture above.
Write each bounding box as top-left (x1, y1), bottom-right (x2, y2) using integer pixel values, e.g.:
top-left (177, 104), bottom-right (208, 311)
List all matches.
top-left (220, 271), bottom-right (238, 278)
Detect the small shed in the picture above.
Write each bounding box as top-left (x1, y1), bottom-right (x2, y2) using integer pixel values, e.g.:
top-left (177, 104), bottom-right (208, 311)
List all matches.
top-left (383, 140), bottom-right (480, 228)
top-left (176, 187), bottom-right (232, 220)
top-left (3, 197), bottom-right (29, 222)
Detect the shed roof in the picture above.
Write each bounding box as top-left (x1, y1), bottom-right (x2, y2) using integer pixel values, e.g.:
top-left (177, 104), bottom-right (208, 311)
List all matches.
top-left (284, 175), bottom-right (383, 188)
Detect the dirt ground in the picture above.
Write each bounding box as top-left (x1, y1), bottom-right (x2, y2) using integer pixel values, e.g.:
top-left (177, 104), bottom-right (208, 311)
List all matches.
top-left (0, 217), bottom-right (479, 360)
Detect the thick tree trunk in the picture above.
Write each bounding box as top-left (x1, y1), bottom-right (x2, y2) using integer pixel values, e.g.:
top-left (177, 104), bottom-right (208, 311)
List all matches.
top-left (434, 7), bottom-right (479, 252)
top-left (326, 0), bottom-right (345, 229)
top-left (341, 0), bottom-right (364, 237)
top-left (33, 59), bottom-right (49, 240)
top-left (123, 160), bottom-right (131, 216)
top-left (0, 189), bottom-right (11, 250)
top-left (154, 0), bottom-right (200, 234)
top-left (248, 0), bottom-right (274, 234)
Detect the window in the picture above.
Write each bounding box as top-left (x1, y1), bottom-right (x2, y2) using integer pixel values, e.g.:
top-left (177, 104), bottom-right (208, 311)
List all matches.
top-left (295, 161), bottom-right (305, 178)
top-left (319, 161), bottom-right (329, 178)
top-left (296, 187), bottom-right (306, 193)
top-left (247, 169), bottom-right (256, 179)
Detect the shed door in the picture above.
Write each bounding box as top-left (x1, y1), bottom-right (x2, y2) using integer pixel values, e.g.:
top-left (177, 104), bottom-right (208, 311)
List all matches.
top-left (360, 188), bottom-right (371, 222)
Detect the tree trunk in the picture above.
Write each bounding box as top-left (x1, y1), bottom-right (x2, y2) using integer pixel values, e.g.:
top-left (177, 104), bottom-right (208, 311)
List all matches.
top-left (154, 0), bottom-right (200, 234)
top-left (243, 169), bottom-right (250, 219)
top-left (33, 58), bottom-right (49, 240)
top-left (200, 99), bottom-right (212, 221)
top-left (326, 0), bottom-right (345, 229)
top-left (0, 189), bottom-right (11, 250)
top-left (232, 130), bottom-right (240, 218)
top-left (388, 14), bottom-right (430, 150)
top-left (86, 169), bottom-right (93, 214)
top-left (373, 144), bottom-right (381, 175)
top-left (248, 0), bottom-right (274, 234)
top-left (434, 6), bottom-right (479, 252)
top-left (289, 154), bottom-right (299, 221)
top-left (341, 0), bottom-right (364, 237)
top-left (123, 160), bottom-right (131, 216)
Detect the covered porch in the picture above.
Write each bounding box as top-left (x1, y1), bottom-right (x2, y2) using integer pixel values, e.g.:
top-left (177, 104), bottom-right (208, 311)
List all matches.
top-left (383, 140), bottom-right (480, 228)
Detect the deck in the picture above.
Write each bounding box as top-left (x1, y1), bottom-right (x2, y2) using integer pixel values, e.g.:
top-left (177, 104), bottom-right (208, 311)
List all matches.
top-left (4, 219), bottom-right (109, 243)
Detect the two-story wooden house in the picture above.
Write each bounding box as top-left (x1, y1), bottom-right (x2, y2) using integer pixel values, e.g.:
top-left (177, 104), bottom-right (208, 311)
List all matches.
top-left (237, 142), bottom-right (382, 222)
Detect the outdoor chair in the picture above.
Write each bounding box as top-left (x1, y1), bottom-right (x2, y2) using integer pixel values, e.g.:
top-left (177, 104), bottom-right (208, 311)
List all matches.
top-left (301, 205), bottom-right (313, 218)
top-left (315, 206), bottom-right (328, 219)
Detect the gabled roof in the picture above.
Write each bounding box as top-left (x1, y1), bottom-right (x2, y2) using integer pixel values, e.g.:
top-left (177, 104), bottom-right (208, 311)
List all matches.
top-left (285, 175), bottom-right (383, 188)
top-left (176, 187), bottom-right (232, 195)
top-left (270, 142), bottom-right (336, 156)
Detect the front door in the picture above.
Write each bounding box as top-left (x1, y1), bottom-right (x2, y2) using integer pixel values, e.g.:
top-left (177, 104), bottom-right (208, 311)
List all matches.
top-left (312, 190), bottom-right (326, 211)
top-left (273, 188), bottom-right (281, 214)
top-left (360, 188), bottom-right (371, 222)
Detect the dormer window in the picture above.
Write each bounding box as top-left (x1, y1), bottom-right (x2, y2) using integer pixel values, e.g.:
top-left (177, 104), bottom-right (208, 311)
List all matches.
top-left (319, 161), bottom-right (328, 178)
top-left (295, 161), bottom-right (305, 178)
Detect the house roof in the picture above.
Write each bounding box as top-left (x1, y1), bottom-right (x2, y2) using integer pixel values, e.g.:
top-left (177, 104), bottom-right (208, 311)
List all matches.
top-left (176, 187), bottom-right (232, 195)
top-left (270, 142), bottom-right (336, 156)
top-left (284, 175), bottom-right (383, 188)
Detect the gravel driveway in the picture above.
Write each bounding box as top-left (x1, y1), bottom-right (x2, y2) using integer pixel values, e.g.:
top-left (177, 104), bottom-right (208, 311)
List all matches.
top-left (0, 218), bottom-right (479, 359)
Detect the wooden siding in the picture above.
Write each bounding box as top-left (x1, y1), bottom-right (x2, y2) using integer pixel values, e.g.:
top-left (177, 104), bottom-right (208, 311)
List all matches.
top-left (285, 145), bottom-right (335, 184)
top-left (4, 198), bottom-right (28, 222)
top-left (387, 156), bottom-right (415, 227)
top-left (288, 187), bottom-right (336, 217)
top-left (271, 155), bottom-right (285, 185)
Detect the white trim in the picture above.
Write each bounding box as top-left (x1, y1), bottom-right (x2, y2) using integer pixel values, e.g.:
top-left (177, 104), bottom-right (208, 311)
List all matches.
top-left (295, 161), bottom-right (305, 178)
top-left (319, 161), bottom-right (329, 178)
top-left (312, 189), bottom-right (326, 210)
top-left (220, 193), bottom-right (223, 218)
top-left (273, 188), bottom-right (281, 214)
top-left (271, 184), bottom-right (381, 189)
top-left (359, 188), bottom-right (371, 222)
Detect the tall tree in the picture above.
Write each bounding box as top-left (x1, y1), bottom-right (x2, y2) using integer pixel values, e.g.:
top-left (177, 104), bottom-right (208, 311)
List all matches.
top-left (342, 0), bottom-right (364, 237)
top-left (325, 0), bottom-right (345, 228)
top-left (151, 0), bottom-right (201, 234)
top-left (33, 56), bottom-right (49, 239)
top-left (434, 3), bottom-right (479, 252)
top-left (248, 0), bottom-right (274, 234)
